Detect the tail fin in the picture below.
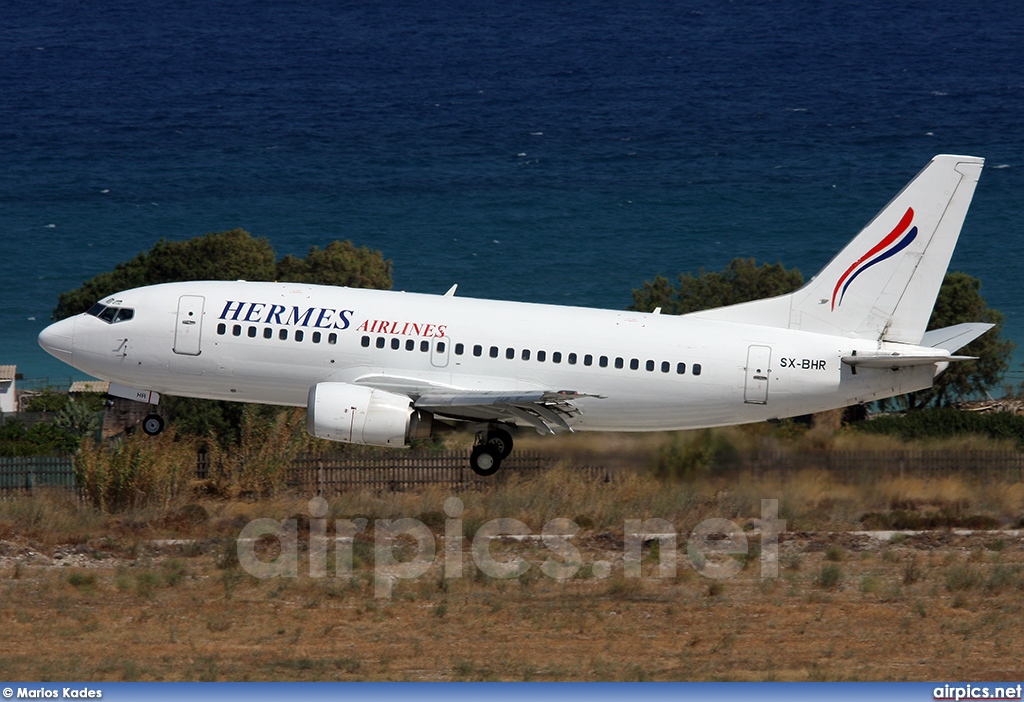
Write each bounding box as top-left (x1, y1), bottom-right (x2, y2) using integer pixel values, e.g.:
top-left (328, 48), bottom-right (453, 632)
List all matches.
top-left (692, 155), bottom-right (985, 344)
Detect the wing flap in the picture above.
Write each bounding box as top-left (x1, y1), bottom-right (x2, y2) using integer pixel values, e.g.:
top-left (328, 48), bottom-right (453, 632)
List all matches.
top-left (414, 390), bottom-right (603, 435)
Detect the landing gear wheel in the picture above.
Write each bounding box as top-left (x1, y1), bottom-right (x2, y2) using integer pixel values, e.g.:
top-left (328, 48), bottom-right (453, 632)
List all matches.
top-left (470, 444), bottom-right (503, 477)
top-left (486, 427), bottom-right (514, 459)
top-left (142, 414), bottom-right (165, 436)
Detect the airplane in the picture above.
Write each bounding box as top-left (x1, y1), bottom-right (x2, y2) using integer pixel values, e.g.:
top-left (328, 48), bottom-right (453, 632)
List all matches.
top-left (39, 154), bottom-right (992, 476)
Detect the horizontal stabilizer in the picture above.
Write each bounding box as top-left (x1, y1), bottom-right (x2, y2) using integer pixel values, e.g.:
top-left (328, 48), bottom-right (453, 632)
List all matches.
top-left (841, 352), bottom-right (976, 369)
top-left (920, 323), bottom-right (994, 353)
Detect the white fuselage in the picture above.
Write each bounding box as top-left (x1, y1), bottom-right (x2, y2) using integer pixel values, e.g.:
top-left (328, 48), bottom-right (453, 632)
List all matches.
top-left (39, 280), bottom-right (939, 432)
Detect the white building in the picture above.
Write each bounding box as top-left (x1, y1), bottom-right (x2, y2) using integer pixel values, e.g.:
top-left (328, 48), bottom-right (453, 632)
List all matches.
top-left (0, 366), bottom-right (15, 414)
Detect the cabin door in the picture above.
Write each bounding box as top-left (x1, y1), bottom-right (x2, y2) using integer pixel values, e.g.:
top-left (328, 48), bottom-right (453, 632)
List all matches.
top-left (173, 295), bottom-right (205, 356)
top-left (744, 345), bottom-right (771, 404)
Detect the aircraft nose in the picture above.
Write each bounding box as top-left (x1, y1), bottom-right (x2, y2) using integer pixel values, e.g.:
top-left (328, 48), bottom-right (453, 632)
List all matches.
top-left (38, 317), bottom-right (76, 364)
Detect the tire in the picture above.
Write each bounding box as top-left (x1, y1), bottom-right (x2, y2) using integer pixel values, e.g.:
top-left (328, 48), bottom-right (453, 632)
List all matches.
top-left (486, 427), bottom-right (514, 459)
top-left (142, 414), bottom-right (165, 436)
top-left (469, 444), bottom-right (503, 477)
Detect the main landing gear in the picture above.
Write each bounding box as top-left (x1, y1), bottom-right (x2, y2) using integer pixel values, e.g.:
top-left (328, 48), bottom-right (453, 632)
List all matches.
top-left (469, 426), bottom-right (514, 476)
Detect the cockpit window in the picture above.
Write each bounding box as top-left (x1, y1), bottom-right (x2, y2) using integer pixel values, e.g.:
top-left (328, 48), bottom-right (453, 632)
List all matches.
top-left (86, 303), bottom-right (135, 324)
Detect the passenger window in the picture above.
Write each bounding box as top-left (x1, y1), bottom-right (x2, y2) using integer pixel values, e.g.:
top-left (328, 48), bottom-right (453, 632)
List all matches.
top-left (473, 345), bottom-right (483, 357)
top-left (630, 359), bottom-right (639, 370)
top-left (376, 337), bottom-right (385, 349)
top-left (553, 352), bottom-right (562, 364)
top-left (522, 349), bottom-right (531, 361)
top-left (329, 333), bottom-right (338, 345)
top-left (455, 343), bottom-right (464, 355)
top-left (361, 336), bottom-right (370, 347)
top-left (584, 354), bottom-right (593, 366)
top-left (407, 339), bottom-right (416, 351)
top-left (295, 330), bottom-right (304, 342)
top-left (615, 357), bottom-right (624, 369)
top-left (233, 325), bottom-right (242, 337)
top-left (437, 341), bottom-right (446, 353)
top-left (248, 326), bottom-right (257, 338)
top-left (217, 323), bottom-right (226, 335)
top-left (646, 360), bottom-right (655, 372)
top-left (661, 361), bottom-right (670, 373)
top-left (693, 363), bottom-right (702, 376)
top-left (537, 350), bottom-right (547, 362)
top-left (264, 327), bottom-right (273, 339)
top-left (677, 363), bottom-right (686, 375)
top-left (599, 356), bottom-right (608, 368)
top-left (490, 346), bottom-right (499, 358)
top-left (313, 332), bottom-right (322, 344)
top-left (391, 338), bottom-right (401, 350)
top-left (280, 329), bottom-right (288, 341)
top-left (506, 347), bottom-right (515, 359)
top-left (420, 340), bottom-right (429, 352)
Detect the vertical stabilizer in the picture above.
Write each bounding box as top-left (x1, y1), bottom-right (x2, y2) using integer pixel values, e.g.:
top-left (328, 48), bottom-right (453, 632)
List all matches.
top-left (690, 155), bottom-right (984, 344)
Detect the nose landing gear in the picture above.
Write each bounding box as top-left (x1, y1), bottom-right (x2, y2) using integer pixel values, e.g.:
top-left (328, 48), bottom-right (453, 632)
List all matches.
top-left (469, 426), bottom-right (514, 476)
top-left (142, 413), bottom-right (166, 436)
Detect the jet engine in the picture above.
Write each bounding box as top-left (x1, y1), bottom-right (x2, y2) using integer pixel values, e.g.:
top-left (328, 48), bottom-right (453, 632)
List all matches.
top-left (306, 382), bottom-right (432, 447)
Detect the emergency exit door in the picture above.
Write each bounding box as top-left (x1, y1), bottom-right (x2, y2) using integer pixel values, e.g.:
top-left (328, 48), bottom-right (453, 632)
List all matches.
top-left (744, 345), bottom-right (771, 404)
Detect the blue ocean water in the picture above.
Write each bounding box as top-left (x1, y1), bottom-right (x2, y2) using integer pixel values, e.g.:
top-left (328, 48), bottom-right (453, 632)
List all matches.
top-left (3, 0), bottom-right (1024, 382)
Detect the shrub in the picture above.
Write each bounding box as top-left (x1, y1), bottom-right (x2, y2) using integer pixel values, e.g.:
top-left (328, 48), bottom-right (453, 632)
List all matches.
top-left (944, 564), bottom-right (982, 592)
top-left (654, 429), bottom-right (740, 480)
top-left (816, 563), bottom-right (843, 589)
top-left (74, 431), bottom-right (196, 512)
top-left (824, 545), bottom-right (846, 562)
top-left (854, 408), bottom-right (1024, 446)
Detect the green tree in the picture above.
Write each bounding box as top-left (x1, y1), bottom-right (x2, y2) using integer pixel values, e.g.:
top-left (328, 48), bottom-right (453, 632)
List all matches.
top-left (53, 229), bottom-right (392, 320)
top-left (54, 229), bottom-right (278, 320)
top-left (631, 262), bottom-right (1012, 407)
top-left (53, 229), bottom-right (393, 447)
top-left (629, 258), bottom-right (804, 314)
top-left (53, 397), bottom-right (104, 440)
top-left (906, 272), bottom-right (1014, 408)
top-left (274, 240), bottom-right (393, 289)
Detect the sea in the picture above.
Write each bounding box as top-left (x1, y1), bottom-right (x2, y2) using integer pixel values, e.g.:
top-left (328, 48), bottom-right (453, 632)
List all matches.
top-left (3, 0), bottom-right (1024, 386)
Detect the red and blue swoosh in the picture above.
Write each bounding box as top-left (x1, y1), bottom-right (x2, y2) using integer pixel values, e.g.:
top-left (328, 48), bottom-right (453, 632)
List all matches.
top-left (831, 207), bottom-right (917, 310)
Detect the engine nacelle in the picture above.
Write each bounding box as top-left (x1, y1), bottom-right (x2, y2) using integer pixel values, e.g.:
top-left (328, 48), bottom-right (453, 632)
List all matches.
top-left (306, 382), bottom-right (432, 447)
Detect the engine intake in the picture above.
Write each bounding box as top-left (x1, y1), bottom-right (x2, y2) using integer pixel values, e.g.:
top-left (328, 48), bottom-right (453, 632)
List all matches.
top-left (306, 382), bottom-right (431, 447)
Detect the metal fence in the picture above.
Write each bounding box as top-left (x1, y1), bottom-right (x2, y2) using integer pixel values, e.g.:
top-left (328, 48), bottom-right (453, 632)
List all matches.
top-left (0, 455), bottom-right (76, 493)
top-left (283, 451), bottom-right (617, 494)
top-left (4, 447), bottom-right (1024, 498)
top-left (749, 448), bottom-right (1024, 481)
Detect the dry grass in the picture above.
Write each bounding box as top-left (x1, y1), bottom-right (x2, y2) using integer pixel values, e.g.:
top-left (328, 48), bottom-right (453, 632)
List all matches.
top-left (0, 524), bottom-right (1022, 681)
top-left (2, 427), bottom-right (1024, 681)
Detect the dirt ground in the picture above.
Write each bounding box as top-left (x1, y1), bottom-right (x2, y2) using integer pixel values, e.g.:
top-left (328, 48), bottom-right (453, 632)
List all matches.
top-left (1, 527), bottom-right (1022, 682)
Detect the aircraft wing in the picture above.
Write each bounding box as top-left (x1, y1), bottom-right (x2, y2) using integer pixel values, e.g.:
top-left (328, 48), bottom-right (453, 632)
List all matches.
top-left (414, 389), bottom-right (603, 435)
top-left (350, 373), bottom-right (603, 434)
